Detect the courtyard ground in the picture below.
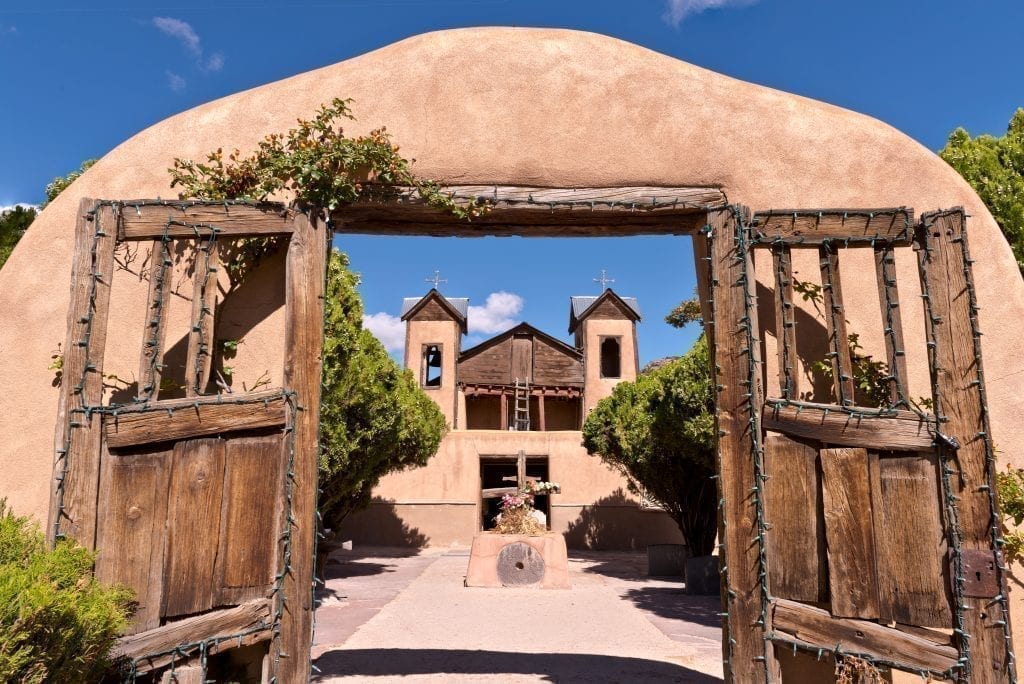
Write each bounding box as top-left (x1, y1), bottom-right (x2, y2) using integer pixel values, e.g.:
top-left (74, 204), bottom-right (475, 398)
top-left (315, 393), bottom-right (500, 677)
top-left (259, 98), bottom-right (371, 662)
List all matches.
top-left (311, 547), bottom-right (724, 682)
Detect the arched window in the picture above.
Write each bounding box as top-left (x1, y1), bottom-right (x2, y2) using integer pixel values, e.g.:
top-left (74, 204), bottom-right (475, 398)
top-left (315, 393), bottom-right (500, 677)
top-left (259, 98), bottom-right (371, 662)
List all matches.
top-left (600, 337), bottom-right (621, 378)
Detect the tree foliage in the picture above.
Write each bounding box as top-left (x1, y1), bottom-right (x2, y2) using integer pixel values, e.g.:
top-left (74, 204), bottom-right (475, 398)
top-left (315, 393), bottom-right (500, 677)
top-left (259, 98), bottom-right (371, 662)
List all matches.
top-left (0, 206), bottom-right (36, 270)
top-left (940, 109), bottom-right (1024, 275)
top-left (43, 159), bottom-right (97, 209)
top-left (318, 250), bottom-right (447, 528)
top-left (582, 335), bottom-right (718, 556)
top-left (0, 501), bottom-right (134, 682)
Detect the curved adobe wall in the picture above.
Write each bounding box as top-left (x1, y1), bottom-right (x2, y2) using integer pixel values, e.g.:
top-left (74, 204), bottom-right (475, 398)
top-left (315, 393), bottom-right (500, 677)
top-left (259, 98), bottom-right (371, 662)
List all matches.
top-left (1, 27), bottom-right (1021, 528)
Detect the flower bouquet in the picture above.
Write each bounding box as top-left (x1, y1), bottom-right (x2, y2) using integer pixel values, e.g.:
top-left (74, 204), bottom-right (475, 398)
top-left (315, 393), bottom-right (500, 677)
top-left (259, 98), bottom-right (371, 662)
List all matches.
top-left (493, 481), bottom-right (561, 535)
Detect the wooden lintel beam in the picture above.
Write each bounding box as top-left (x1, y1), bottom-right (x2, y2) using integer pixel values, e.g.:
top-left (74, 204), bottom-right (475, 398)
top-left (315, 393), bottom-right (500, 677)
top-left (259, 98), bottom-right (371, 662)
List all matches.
top-left (116, 599), bottom-right (272, 672)
top-left (751, 208), bottom-right (914, 246)
top-left (762, 399), bottom-right (934, 452)
top-left (117, 202), bottom-right (294, 240)
top-left (770, 598), bottom-right (958, 674)
top-left (104, 391), bottom-right (287, 448)
top-left (334, 220), bottom-right (706, 237)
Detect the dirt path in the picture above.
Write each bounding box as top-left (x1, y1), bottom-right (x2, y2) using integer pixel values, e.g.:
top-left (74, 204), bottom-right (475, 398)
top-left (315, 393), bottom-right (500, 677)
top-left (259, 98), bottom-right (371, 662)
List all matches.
top-left (312, 548), bottom-right (724, 682)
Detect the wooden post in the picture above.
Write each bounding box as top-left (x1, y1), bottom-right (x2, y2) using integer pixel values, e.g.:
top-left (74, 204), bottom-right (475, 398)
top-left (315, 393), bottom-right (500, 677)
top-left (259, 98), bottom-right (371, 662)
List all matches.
top-left (516, 450), bottom-right (526, 489)
top-left (772, 246), bottom-right (798, 399)
top-left (819, 246), bottom-right (855, 406)
top-left (500, 391), bottom-right (508, 430)
top-left (874, 246), bottom-right (909, 406)
top-left (49, 198), bottom-right (117, 547)
top-left (185, 241), bottom-right (219, 397)
top-left (274, 210), bottom-right (328, 683)
top-left (918, 209), bottom-right (1012, 683)
top-left (707, 207), bottom-right (778, 682)
top-left (537, 393), bottom-right (546, 432)
top-left (137, 238), bottom-right (173, 401)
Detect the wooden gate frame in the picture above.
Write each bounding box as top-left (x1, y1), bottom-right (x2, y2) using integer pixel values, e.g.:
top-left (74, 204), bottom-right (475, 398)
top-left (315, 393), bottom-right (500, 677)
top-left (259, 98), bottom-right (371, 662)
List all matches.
top-left (49, 199), bottom-right (328, 682)
top-left (697, 206), bottom-right (1016, 682)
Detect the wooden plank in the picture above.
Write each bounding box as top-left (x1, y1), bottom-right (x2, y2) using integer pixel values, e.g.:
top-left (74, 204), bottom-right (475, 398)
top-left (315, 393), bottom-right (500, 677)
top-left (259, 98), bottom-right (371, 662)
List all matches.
top-left (918, 209), bottom-right (1011, 681)
top-left (215, 435), bottom-right (284, 605)
top-left (874, 246), bottom-right (909, 406)
top-left (511, 334), bottom-right (532, 383)
top-left (820, 447), bottom-right (879, 618)
top-left (160, 660), bottom-right (204, 684)
top-left (772, 246), bottom-right (799, 399)
top-left (184, 240), bottom-right (218, 397)
top-left (336, 185), bottom-right (727, 226)
top-left (871, 452), bottom-right (952, 627)
top-left (94, 445), bottom-right (172, 632)
top-left (275, 210), bottom-right (328, 683)
top-left (137, 239), bottom-right (174, 401)
top-left (707, 207), bottom-right (777, 681)
top-left (751, 208), bottom-right (914, 246)
top-left (819, 247), bottom-right (856, 406)
top-left (105, 391), bottom-right (287, 448)
top-left (116, 598), bottom-right (272, 672)
top-left (333, 216), bottom-right (710, 236)
top-left (118, 202), bottom-right (294, 239)
top-left (49, 199), bottom-right (118, 547)
top-left (770, 598), bottom-right (958, 674)
top-left (763, 434), bottom-right (826, 603)
top-left (162, 437), bottom-right (226, 618)
top-left (762, 399), bottom-right (934, 451)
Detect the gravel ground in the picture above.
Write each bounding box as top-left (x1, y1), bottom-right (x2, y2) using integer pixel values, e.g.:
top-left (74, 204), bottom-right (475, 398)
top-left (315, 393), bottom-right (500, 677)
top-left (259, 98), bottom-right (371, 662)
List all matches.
top-left (312, 547), bottom-right (724, 683)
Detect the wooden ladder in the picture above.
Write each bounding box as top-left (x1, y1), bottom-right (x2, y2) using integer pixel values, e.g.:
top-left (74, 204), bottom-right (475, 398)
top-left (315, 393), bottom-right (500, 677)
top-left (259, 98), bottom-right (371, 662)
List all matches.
top-left (512, 379), bottom-right (530, 431)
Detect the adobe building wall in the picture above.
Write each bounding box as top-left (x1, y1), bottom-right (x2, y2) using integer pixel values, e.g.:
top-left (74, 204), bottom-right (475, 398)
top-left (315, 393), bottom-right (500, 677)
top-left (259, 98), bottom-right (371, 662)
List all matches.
top-left (582, 318), bottom-right (639, 413)
top-left (337, 429), bottom-right (684, 550)
top-left (4, 27), bottom-right (1021, 525)
top-left (404, 319), bottom-right (460, 427)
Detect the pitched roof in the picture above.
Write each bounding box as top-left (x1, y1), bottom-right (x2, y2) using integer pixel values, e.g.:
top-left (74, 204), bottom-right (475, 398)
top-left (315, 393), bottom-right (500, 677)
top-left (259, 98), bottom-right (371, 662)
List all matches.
top-left (568, 289), bottom-right (641, 333)
top-left (459, 322), bottom-right (582, 362)
top-left (400, 289), bottom-right (469, 333)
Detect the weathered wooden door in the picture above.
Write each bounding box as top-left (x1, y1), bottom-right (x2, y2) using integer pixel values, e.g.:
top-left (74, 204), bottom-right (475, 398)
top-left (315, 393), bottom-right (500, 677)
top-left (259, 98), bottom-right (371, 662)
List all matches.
top-left (698, 206), bottom-right (1015, 682)
top-left (48, 199), bottom-right (328, 682)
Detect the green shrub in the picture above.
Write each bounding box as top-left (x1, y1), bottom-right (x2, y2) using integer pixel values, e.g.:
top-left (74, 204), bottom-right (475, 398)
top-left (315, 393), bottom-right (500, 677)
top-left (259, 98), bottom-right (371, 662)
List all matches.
top-left (0, 501), bottom-right (135, 682)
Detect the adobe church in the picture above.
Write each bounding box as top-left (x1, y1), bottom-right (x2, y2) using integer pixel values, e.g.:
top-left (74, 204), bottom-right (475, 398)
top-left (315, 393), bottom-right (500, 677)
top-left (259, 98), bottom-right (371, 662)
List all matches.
top-left (338, 286), bottom-right (684, 550)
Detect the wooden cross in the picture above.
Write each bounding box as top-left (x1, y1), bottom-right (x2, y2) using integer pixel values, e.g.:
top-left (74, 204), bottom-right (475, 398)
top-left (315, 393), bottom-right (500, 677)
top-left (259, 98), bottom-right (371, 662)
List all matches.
top-left (593, 269), bottom-right (614, 290)
top-left (482, 450), bottom-right (536, 499)
top-left (425, 269), bottom-right (447, 289)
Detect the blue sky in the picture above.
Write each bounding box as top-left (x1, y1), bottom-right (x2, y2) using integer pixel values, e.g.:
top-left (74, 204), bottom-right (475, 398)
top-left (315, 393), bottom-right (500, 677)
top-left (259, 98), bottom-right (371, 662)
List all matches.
top-left (3, 0), bottom-right (1023, 364)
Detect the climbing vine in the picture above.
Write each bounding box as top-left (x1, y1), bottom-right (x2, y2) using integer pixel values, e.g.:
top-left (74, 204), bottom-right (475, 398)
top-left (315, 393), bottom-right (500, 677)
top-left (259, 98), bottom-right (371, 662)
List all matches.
top-left (169, 97), bottom-right (488, 218)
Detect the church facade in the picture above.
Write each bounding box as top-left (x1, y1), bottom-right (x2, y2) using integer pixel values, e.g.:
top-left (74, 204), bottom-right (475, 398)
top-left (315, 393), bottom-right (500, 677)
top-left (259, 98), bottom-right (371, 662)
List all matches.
top-left (338, 288), bottom-right (684, 550)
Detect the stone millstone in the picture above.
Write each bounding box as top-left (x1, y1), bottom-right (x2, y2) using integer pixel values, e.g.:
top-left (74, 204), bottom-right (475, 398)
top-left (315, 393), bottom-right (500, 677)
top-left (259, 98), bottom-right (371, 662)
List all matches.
top-left (496, 542), bottom-right (546, 586)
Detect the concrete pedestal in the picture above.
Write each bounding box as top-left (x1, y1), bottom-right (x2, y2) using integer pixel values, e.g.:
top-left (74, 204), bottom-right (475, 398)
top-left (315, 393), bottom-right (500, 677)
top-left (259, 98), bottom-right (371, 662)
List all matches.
top-left (465, 532), bottom-right (570, 589)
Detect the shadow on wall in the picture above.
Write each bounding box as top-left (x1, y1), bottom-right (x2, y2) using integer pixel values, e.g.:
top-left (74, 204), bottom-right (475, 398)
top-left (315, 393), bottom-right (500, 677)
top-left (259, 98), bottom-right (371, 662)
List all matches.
top-left (332, 497), bottom-right (429, 549)
top-left (312, 648), bottom-right (721, 683)
top-left (563, 489), bottom-right (684, 552)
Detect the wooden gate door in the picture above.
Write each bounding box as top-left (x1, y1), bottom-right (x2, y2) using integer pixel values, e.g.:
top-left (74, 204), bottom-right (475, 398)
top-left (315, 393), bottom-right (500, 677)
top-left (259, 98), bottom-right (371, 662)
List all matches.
top-left (699, 206), bottom-right (1015, 682)
top-left (48, 199), bottom-right (328, 682)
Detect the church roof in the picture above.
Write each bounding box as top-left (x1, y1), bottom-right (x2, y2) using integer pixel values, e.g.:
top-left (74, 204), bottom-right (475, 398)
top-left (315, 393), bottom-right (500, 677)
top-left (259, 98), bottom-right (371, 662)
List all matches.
top-left (400, 290), bottom-right (469, 333)
top-left (568, 289), bottom-right (641, 333)
top-left (459, 322), bottom-right (582, 361)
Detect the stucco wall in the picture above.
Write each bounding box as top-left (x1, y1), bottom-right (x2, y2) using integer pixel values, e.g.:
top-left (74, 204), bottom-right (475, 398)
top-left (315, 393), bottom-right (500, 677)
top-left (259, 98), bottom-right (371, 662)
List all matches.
top-left (4, 27), bottom-right (1021, 525)
top-left (582, 318), bottom-right (639, 414)
top-left (346, 429), bottom-right (682, 550)
top-left (404, 319), bottom-right (460, 427)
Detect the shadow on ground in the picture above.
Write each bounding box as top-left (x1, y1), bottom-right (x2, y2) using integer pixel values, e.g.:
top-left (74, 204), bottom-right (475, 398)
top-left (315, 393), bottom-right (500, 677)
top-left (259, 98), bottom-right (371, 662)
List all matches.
top-left (312, 648), bottom-right (720, 682)
top-left (622, 587), bottom-right (721, 629)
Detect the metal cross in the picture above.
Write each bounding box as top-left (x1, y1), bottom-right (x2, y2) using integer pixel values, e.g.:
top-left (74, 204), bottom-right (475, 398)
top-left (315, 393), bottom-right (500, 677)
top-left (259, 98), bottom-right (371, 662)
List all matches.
top-left (593, 269), bottom-right (615, 290)
top-left (425, 269), bottom-right (447, 290)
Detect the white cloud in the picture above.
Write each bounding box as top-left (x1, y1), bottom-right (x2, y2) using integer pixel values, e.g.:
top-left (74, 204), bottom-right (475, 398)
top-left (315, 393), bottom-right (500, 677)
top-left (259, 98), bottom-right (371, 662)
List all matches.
top-left (363, 312), bottom-right (405, 353)
top-left (152, 17), bottom-right (224, 73)
top-left (152, 17), bottom-right (201, 57)
top-left (468, 291), bottom-right (523, 335)
top-left (664, 0), bottom-right (759, 26)
top-left (203, 52), bottom-right (224, 73)
top-left (166, 70), bottom-right (187, 92)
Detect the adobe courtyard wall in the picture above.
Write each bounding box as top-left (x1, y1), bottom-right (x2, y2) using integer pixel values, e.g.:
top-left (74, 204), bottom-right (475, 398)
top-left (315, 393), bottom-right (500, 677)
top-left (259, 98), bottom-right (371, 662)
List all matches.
top-left (337, 429), bottom-right (684, 550)
top-left (0, 31), bottom-right (1021, 673)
